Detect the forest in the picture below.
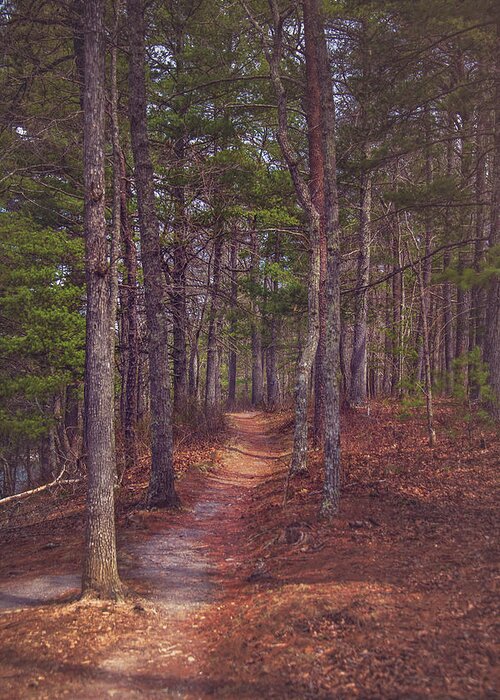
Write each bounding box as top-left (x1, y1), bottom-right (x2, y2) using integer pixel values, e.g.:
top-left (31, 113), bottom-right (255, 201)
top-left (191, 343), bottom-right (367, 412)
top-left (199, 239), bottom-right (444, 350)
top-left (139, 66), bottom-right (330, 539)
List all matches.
top-left (0, 0), bottom-right (498, 697)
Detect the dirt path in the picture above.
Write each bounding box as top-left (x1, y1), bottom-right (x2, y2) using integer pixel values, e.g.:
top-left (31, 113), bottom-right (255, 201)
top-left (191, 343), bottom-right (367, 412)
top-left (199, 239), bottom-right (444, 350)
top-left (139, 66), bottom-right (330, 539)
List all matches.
top-left (82, 411), bottom-right (282, 698)
top-left (1, 405), bottom-right (496, 699)
top-left (0, 411), bottom-right (284, 699)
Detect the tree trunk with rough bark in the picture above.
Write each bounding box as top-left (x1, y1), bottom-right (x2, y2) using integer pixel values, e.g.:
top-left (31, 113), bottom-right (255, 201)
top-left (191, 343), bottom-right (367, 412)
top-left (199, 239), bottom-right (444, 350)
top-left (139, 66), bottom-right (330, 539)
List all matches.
top-left (303, 0), bottom-right (326, 445)
top-left (417, 261), bottom-right (433, 384)
top-left (417, 121), bottom-right (433, 385)
top-left (262, 0), bottom-right (320, 475)
top-left (266, 239), bottom-right (280, 409)
top-left (228, 229), bottom-right (238, 408)
top-left (205, 234), bottom-right (223, 412)
top-left (443, 112), bottom-right (456, 394)
top-left (170, 16), bottom-right (189, 413)
top-left (127, 0), bottom-right (179, 508)
top-left (349, 168), bottom-right (372, 405)
top-left (81, 0), bottom-right (122, 599)
top-left (455, 256), bottom-right (472, 391)
top-left (391, 198), bottom-right (404, 397)
top-left (188, 336), bottom-right (199, 400)
top-left (315, 0), bottom-right (342, 516)
top-left (484, 18), bottom-right (500, 419)
top-left (171, 136), bottom-right (188, 413)
top-left (471, 110), bottom-right (488, 353)
top-left (443, 250), bottom-right (454, 392)
top-left (246, 0), bottom-right (323, 468)
top-left (455, 103), bottom-right (473, 394)
top-left (383, 279), bottom-right (392, 394)
top-left (109, 7), bottom-right (121, 475)
top-left (266, 315), bottom-right (279, 409)
top-left (119, 150), bottom-right (139, 470)
top-left (411, 243), bottom-right (436, 446)
top-left (250, 226), bottom-right (264, 406)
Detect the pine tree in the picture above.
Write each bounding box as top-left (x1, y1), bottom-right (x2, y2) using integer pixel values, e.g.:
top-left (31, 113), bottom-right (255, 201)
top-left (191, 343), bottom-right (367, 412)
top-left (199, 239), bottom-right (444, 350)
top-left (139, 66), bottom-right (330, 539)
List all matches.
top-left (81, 0), bottom-right (122, 599)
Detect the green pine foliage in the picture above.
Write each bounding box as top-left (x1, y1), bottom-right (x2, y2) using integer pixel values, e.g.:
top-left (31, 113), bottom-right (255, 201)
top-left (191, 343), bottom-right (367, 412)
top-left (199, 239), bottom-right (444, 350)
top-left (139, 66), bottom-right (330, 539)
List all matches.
top-left (0, 213), bottom-right (84, 444)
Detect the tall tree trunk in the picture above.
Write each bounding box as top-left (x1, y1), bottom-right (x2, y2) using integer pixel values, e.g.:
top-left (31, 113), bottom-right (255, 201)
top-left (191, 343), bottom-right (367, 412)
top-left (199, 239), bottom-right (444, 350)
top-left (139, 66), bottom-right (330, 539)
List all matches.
top-left (205, 233), bottom-right (223, 412)
top-left (261, 1), bottom-right (320, 475)
top-left (119, 290), bottom-right (129, 425)
top-left (431, 292), bottom-right (440, 386)
top-left (443, 112), bottom-right (456, 394)
top-left (170, 16), bottom-right (189, 413)
top-left (315, 0), bottom-right (342, 516)
top-left (81, 0), bottom-right (122, 599)
top-left (171, 136), bottom-right (188, 413)
top-left (383, 279), bottom-right (392, 394)
top-left (188, 336), bottom-right (199, 400)
top-left (109, 4), bottom-right (121, 474)
top-left (215, 320), bottom-right (223, 406)
top-left (484, 18), bottom-right (500, 419)
top-left (289, 244), bottom-right (320, 475)
top-left (266, 237), bottom-right (280, 409)
top-left (339, 315), bottom-right (349, 402)
top-left (227, 228), bottom-right (238, 408)
top-left (417, 120), bottom-right (433, 384)
top-left (455, 255), bottom-right (472, 391)
top-left (410, 242), bottom-right (436, 446)
top-left (455, 104), bottom-right (473, 394)
top-left (391, 202), bottom-right (403, 396)
top-left (127, 0), bottom-right (179, 508)
top-left (250, 331), bottom-right (263, 407)
top-left (349, 167), bottom-right (372, 405)
top-left (471, 110), bottom-right (488, 352)
top-left (349, 21), bottom-right (372, 405)
top-left (303, 0), bottom-right (326, 444)
top-left (119, 151), bottom-right (139, 469)
top-left (266, 315), bottom-right (279, 409)
top-left (250, 226), bottom-right (264, 406)
top-left (443, 248), bottom-right (454, 393)
top-left (189, 289), bottom-right (208, 404)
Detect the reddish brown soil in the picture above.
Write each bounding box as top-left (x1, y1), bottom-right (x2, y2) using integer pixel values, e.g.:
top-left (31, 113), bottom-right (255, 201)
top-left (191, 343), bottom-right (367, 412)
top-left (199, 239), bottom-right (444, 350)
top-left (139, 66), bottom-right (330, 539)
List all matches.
top-left (0, 405), bottom-right (498, 699)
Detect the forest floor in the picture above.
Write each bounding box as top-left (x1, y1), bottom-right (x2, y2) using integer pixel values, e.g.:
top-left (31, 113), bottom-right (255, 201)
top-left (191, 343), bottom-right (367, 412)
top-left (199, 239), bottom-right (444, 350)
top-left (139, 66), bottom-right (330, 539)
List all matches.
top-left (0, 403), bottom-right (498, 699)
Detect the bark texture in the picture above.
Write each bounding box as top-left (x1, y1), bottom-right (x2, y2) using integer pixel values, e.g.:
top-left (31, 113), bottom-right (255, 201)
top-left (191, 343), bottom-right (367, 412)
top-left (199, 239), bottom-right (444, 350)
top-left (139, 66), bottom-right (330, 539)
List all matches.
top-left (205, 233), bottom-right (223, 412)
top-left (250, 226), bottom-right (264, 406)
top-left (262, 0), bottom-right (321, 475)
top-left (303, 0), bottom-right (326, 444)
top-left (171, 136), bottom-right (188, 412)
top-left (412, 245), bottom-right (436, 446)
top-left (266, 241), bottom-right (280, 409)
top-left (81, 0), bottom-right (122, 599)
top-left (315, 0), bottom-right (342, 516)
top-left (391, 199), bottom-right (404, 396)
top-left (443, 113), bottom-right (456, 394)
top-left (349, 169), bottom-right (372, 405)
top-left (127, 0), bottom-right (179, 507)
top-left (228, 229), bottom-right (238, 408)
top-left (119, 150), bottom-right (139, 469)
top-left (484, 18), bottom-right (500, 419)
top-left (471, 110), bottom-right (488, 358)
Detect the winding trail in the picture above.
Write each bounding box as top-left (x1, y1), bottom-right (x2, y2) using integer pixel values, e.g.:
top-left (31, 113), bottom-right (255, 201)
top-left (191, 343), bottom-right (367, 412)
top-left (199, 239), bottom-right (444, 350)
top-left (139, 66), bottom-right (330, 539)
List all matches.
top-left (125, 411), bottom-right (280, 607)
top-left (75, 411), bottom-right (282, 698)
top-left (0, 412), bottom-right (283, 696)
